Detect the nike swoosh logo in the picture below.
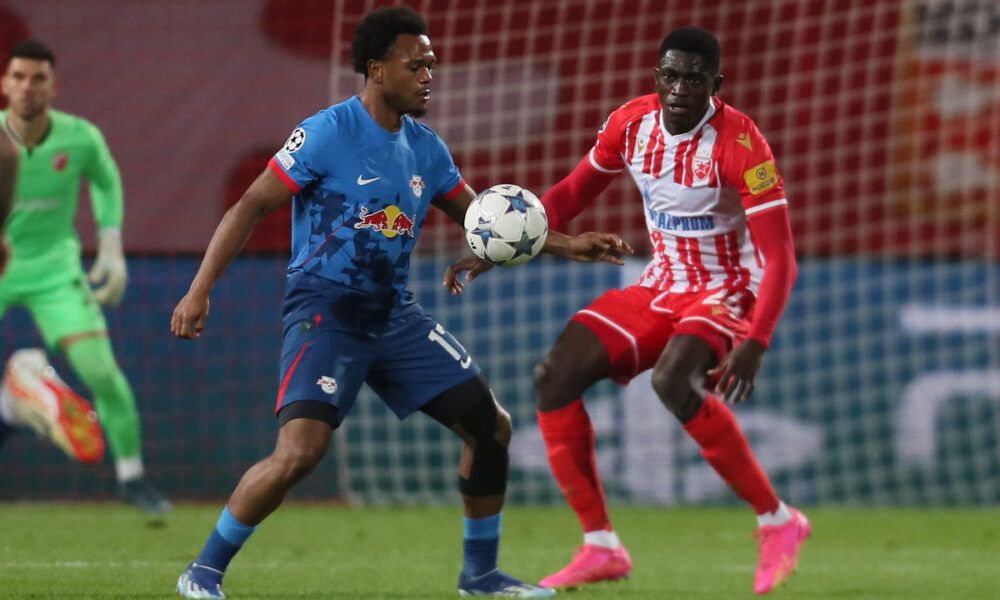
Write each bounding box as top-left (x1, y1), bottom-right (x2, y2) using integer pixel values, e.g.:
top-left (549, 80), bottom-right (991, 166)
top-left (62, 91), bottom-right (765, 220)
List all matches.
top-left (357, 175), bottom-right (381, 186)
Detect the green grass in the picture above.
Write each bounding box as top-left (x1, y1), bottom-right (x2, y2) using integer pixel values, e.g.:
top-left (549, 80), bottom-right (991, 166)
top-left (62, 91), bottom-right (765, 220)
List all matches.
top-left (0, 504), bottom-right (996, 599)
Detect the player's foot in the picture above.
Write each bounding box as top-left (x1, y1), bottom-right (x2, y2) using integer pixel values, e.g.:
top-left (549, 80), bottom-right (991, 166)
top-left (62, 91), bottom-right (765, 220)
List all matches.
top-left (539, 543), bottom-right (631, 589)
top-left (177, 562), bottom-right (225, 599)
top-left (0, 349), bottom-right (105, 463)
top-left (458, 569), bottom-right (556, 597)
top-left (753, 507), bottom-right (811, 594)
top-left (118, 477), bottom-right (172, 515)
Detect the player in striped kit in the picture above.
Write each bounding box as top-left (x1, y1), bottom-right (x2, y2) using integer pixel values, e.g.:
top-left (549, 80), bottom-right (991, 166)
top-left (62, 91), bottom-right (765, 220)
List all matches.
top-left (533, 27), bottom-right (809, 594)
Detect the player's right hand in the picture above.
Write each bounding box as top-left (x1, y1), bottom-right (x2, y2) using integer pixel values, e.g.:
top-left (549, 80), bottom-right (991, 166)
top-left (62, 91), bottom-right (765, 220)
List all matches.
top-left (171, 292), bottom-right (210, 339)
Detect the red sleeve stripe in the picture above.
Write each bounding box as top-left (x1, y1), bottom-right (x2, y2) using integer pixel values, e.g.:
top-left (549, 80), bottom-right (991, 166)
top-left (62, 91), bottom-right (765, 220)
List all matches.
top-left (268, 157), bottom-right (302, 194)
top-left (745, 198), bottom-right (788, 215)
top-left (441, 179), bottom-right (466, 200)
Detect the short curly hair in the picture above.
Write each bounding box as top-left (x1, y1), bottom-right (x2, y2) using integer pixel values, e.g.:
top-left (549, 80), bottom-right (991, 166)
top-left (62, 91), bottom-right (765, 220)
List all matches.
top-left (659, 26), bottom-right (720, 74)
top-left (351, 6), bottom-right (428, 78)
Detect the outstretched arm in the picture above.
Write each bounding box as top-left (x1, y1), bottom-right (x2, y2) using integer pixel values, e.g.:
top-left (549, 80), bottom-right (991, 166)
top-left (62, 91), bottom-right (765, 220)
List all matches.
top-left (170, 167), bottom-right (292, 339)
top-left (541, 155), bottom-right (619, 231)
top-left (542, 230), bottom-right (632, 263)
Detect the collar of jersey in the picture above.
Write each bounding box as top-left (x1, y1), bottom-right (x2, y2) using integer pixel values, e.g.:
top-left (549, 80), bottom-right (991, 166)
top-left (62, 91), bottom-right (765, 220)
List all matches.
top-left (350, 96), bottom-right (404, 142)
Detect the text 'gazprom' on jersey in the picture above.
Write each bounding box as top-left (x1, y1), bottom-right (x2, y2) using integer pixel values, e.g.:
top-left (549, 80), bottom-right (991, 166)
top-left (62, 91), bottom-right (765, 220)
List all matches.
top-left (646, 206), bottom-right (716, 231)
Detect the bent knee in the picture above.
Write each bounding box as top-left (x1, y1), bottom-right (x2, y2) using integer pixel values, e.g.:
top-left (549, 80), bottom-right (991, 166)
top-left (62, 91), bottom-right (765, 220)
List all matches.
top-left (533, 357), bottom-right (555, 392)
top-left (493, 406), bottom-right (512, 446)
top-left (651, 368), bottom-right (703, 421)
top-left (533, 356), bottom-right (578, 410)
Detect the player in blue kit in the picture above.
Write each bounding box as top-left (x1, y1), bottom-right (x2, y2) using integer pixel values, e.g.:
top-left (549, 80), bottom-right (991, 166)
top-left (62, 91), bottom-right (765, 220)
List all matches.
top-left (170, 6), bottom-right (630, 599)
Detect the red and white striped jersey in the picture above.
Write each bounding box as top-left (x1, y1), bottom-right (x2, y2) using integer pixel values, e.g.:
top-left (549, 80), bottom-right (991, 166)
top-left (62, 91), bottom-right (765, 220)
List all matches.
top-left (590, 94), bottom-right (787, 294)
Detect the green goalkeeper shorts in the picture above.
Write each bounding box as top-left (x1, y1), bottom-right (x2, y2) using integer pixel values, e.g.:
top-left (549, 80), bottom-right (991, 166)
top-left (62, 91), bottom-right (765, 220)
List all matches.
top-left (0, 274), bottom-right (108, 350)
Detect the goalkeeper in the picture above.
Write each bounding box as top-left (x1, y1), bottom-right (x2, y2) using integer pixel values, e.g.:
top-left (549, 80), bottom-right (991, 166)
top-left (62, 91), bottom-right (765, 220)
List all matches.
top-left (0, 40), bottom-right (170, 514)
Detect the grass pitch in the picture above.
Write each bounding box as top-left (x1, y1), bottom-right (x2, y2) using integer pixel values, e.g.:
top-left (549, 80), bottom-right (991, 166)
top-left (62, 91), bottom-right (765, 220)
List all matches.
top-left (0, 503), bottom-right (995, 599)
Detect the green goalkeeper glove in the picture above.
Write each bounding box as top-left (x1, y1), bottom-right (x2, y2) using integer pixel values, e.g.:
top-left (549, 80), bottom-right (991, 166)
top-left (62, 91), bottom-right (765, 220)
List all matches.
top-left (88, 227), bottom-right (128, 306)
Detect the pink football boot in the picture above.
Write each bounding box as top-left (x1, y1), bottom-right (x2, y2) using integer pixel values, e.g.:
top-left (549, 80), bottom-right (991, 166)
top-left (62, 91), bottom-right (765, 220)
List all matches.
top-left (753, 507), bottom-right (811, 594)
top-left (539, 543), bottom-right (632, 589)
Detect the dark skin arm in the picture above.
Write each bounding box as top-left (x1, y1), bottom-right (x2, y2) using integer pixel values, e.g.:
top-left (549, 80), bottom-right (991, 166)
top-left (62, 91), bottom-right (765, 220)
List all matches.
top-left (171, 167), bottom-right (292, 339)
top-left (435, 185), bottom-right (633, 295)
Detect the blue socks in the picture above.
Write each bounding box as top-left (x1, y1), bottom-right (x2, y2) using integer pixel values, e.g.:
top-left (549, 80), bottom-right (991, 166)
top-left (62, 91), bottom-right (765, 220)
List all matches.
top-left (462, 513), bottom-right (501, 577)
top-left (197, 506), bottom-right (258, 572)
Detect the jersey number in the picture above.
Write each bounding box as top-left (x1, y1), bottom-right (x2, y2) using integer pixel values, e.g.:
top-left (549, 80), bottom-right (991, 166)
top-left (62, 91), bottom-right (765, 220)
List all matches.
top-left (428, 324), bottom-right (472, 369)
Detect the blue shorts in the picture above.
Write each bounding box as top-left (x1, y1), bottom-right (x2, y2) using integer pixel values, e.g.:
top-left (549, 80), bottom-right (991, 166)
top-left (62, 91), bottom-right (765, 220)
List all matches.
top-left (276, 275), bottom-right (481, 422)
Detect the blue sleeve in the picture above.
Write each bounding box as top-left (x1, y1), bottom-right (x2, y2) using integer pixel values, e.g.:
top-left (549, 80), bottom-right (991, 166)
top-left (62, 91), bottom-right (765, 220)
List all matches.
top-left (272, 111), bottom-right (332, 191)
top-left (429, 131), bottom-right (462, 198)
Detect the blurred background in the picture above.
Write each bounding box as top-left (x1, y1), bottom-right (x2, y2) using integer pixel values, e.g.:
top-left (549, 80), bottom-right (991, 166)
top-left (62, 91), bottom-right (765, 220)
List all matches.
top-left (0, 0), bottom-right (997, 507)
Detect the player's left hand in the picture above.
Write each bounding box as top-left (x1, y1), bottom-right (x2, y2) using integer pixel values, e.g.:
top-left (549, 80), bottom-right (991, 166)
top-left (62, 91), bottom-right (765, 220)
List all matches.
top-left (565, 232), bottom-right (633, 264)
top-left (88, 227), bottom-right (128, 306)
top-left (708, 338), bottom-right (766, 404)
top-left (442, 254), bottom-right (493, 295)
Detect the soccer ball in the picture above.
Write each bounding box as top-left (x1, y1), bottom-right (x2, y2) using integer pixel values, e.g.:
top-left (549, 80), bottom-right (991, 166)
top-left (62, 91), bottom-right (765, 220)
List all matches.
top-left (464, 184), bottom-right (548, 267)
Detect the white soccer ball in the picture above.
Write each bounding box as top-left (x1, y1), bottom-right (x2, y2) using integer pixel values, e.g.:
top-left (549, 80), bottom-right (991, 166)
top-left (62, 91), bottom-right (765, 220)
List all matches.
top-left (464, 184), bottom-right (548, 267)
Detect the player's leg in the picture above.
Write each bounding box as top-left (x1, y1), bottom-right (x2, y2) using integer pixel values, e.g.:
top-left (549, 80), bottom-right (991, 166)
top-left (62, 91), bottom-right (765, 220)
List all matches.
top-left (0, 289), bottom-right (106, 462)
top-left (372, 305), bottom-right (553, 597)
top-left (59, 333), bottom-right (169, 512)
top-left (419, 375), bottom-right (554, 598)
top-left (652, 331), bottom-right (809, 594)
top-left (179, 302), bottom-right (370, 599)
top-left (535, 322), bottom-right (633, 588)
top-left (533, 287), bottom-right (666, 588)
top-left (178, 414), bottom-right (335, 599)
top-left (0, 346), bottom-right (105, 462)
top-left (29, 278), bottom-right (170, 512)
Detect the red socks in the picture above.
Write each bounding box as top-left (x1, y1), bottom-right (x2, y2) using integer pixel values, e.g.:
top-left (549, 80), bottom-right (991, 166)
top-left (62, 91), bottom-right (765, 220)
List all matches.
top-left (683, 395), bottom-right (780, 514)
top-left (537, 400), bottom-right (611, 532)
top-left (540, 395), bottom-right (779, 525)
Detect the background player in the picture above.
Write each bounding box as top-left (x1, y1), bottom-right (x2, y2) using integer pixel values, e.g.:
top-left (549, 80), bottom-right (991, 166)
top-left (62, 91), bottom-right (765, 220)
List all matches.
top-left (171, 7), bottom-right (629, 599)
top-left (0, 40), bottom-right (170, 514)
top-left (490, 26), bottom-right (805, 594)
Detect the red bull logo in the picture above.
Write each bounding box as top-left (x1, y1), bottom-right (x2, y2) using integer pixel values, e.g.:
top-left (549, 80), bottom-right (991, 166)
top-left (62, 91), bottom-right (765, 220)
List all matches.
top-left (354, 205), bottom-right (416, 238)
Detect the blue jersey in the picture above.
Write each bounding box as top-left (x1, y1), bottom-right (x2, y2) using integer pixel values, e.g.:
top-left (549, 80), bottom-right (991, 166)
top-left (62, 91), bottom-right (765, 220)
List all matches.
top-left (268, 96), bottom-right (463, 306)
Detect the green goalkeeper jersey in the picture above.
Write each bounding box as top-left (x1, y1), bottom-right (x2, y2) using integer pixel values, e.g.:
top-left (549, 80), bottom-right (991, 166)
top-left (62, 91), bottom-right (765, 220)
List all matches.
top-left (0, 109), bottom-right (123, 293)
